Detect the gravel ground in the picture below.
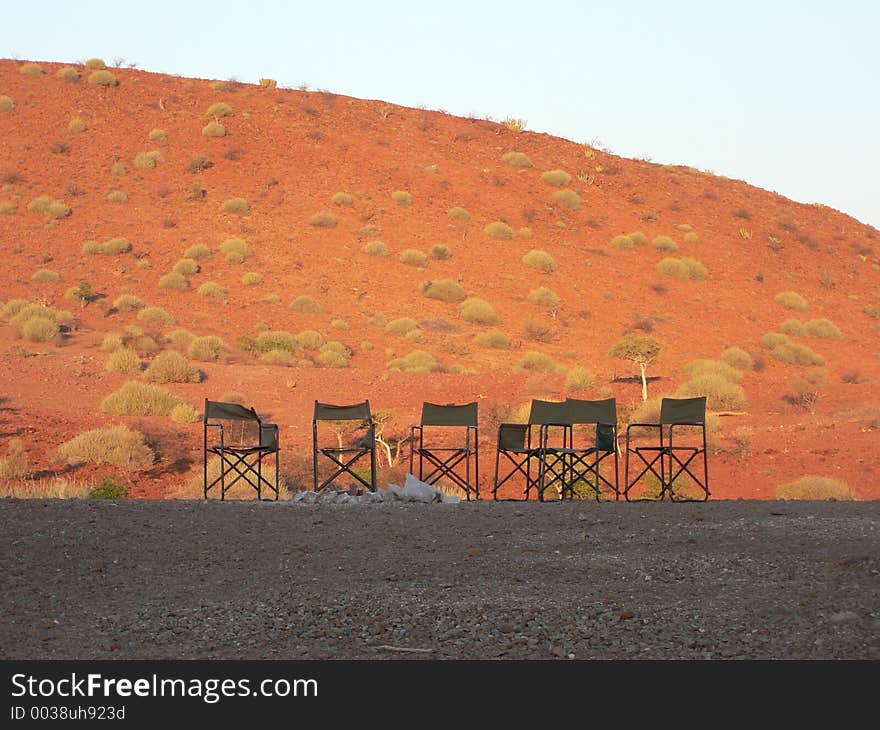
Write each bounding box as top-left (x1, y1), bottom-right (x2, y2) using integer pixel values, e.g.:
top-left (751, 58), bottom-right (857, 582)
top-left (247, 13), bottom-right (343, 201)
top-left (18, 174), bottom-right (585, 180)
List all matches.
top-left (1, 498), bottom-right (878, 660)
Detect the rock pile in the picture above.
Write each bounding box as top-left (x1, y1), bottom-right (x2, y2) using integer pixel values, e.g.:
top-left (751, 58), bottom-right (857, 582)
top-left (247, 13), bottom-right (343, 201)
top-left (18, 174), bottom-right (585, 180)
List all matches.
top-left (292, 473), bottom-right (461, 505)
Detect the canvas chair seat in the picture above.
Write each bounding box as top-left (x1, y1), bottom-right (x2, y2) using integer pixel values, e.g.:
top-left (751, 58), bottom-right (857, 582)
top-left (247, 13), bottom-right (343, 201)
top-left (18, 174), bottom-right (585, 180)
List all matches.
top-left (624, 396), bottom-right (710, 502)
top-left (555, 397), bottom-right (619, 502)
top-left (203, 399), bottom-right (279, 501)
top-left (409, 401), bottom-right (479, 500)
top-left (313, 400), bottom-right (377, 493)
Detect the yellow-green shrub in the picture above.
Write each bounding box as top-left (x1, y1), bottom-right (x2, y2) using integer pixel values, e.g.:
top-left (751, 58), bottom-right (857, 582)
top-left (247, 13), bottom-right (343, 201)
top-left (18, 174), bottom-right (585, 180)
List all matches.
top-left (522, 249), bottom-right (558, 273)
top-left (553, 189), bottom-right (582, 210)
top-left (474, 331), bottom-right (509, 349)
top-left (197, 282), bottom-right (227, 298)
top-left (420, 278), bottom-right (466, 303)
top-left (185, 243), bottom-right (212, 260)
top-left (459, 298), bottom-right (500, 325)
top-left (652, 235), bottom-right (678, 252)
top-left (720, 347), bottom-right (753, 371)
top-left (675, 373), bottom-right (747, 410)
top-left (148, 128), bottom-right (167, 143)
top-left (430, 244), bottom-right (452, 260)
top-left (483, 221), bottom-right (515, 239)
top-left (502, 151), bottom-right (533, 167)
top-left (386, 317), bottom-right (419, 335)
top-left (206, 102), bottom-right (234, 117)
top-left (242, 272), bottom-right (263, 286)
top-left (289, 295), bottom-right (322, 313)
top-left (400, 249), bottom-right (428, 267)
top-left (387, 350), bottom-right (440, 372)
top-left (106, 347), bottom-right (141, 374)
top-left (541, 169), bottom-right (571, 187)
top-left (295, 330), bottom-right (326, 350)
top-left (331, 192), bottom-right (354, 206)
top-left (519, 351), bottom-right (558, 373)
top-left (31, 269), bottom-right (61, 283)
top-left (68, 118), bottom-right (87, 133)
top-left (392, 190), bottom-right (413, 206)
top-left (220, 237), bottom-right (252, 263)
top-left (173, 258), bottom-right (200, 275)
top-left (776, 476), bottom-right (854, 500)
top-left (187, 336), bottom-right (226, 362)
top-left (448, 207), bottom-right (471, 221)
top-left (137, 307), bottom-right (175, 324)
top-left (27, 195), bottom-right (70, 220)
top-left (565, 367), bottom-right (596, 392)
top-left (804, 318), bottom-right (843, 340)
top-left (771, 342), bottom-right (825, 366)
top-left (610, 234), bottom-right (634, 250)
top-left (19, 62), bottom-right (45, 77)
top-left (133, 150), bottom-right (163, 169)
top-left (57, 425), bottom-right (154, 468)
top-left (143, 351), bottom-right (201, 383)
top-left (158, 272), bottom-right (189, 291)
top-left (101, 381), bottom-right (183, 416)
top-left (202, 122), bottom-right (227, 137)
top-left (774, 291), bottom-right (808, 311)
top-left (364, 240), bottom-right (391, 257)
top-left (528, 286), bottom-right (560, 307)
top-left (170, 403), bottom-right (201, 424)
top-left (220, 197), bottom-right (250, 215)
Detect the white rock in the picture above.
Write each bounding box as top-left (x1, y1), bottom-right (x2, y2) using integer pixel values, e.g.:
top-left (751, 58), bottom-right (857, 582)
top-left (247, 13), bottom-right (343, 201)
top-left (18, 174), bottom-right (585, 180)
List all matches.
top-left (402, 473), bottom-right (442, 503)
top-left (293, 490), bottom-right (318, 504)
top-left (378, 488), bottom-right (396, 503)
top-left (440, 493), bottom-right (461, 504)
top-left (387, 483), bottom-right (407, 500)
top-left (335, 493), bottom-right (352, 504)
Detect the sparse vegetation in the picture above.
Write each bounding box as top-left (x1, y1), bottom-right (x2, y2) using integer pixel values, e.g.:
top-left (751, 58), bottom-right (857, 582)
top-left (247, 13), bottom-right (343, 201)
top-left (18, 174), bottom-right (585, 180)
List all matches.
top-left (608, 334), bottom-right (662, 401)
top-left (774, 291), bottom-right (809, 311)
top-left (386, 317), bottom-right (419, 335)
top-left (101, 381), bottom-right (183, 416)
top-left (0, 439), bottom-right (29, 479)
top-left (519, 351), bottom-right (558, 373)
top-left (364, 240), bottom-right (391, 257)
top-left (57, 66), bottom-right (81, 83)
top-left (771, 341), bottom-right (826, 366)
top-left (105, 190), bottom-right (127, 203)
top-left (610, 234), bottom-right (635, 250)
top-left (85, 58), bottom-right (107, 69)
top-left (172, 258), bottom-right (200, 276)
top-left (483, 221), bottom-right (515, 239)
top-left (656, 257), bottom-right (707, 280)
top-left (68, 118), bottom-right (86, 133)
top-left (220, 197), bottom-right (250, 215)
top-left (295, 330), bottom-right (326, 351)
top-left (528, 287), bottom-right (561, 307)
top-left (110, 161), bottom-right (126, 176)
top-left (57, 425), bottom-right (153, 469)
top-left (788, 367), bottom-right (827, 411)
top-left (19, 62), bottom-right (45, 77)
top-left (652, 235), bottom-right (678, 252)
top-left (684, 359), bottom-right (743, 383)
top-left (31, 269), bottom-right (60, 283)
top-left (83, 237), bottom-right (131, 255)
top-left (420, 278), bottom-right (466, 303)
top-left (629, 231), bottom-right (648, 246)
top-left (448, 207), bottom-right (471, 221)
top-left (185, 243), bottom-right (212, 260)
top-left (106, 347), bottom-right (141, 374)
top-left (148, 128), bottom-right (167, 143)
top-left (430, 244), bottom-right (452, 260)
top-left (137, 307), bottom-right (175, 324)
top-left (197, 282), bottom-right (227, 299)
top-left (804, 318), bottom-right (843, 340)
top-left (553, 189), bottom-right (582, 210)
top-left (541, 169), bottom-right (572, 187)
top-left (474, 331), bottom-right (509, 349)
top-left (400, 249), bottom-right (428, 267)
top-left (27, 195), bottom-right (70, 220)
top-left (219, 237), bottom-right (253, 263)
top-left (158, 272), bottom-right (189, 291)
top-left (502, 151), bottom-right (533, 167)
top-left (459, 297), bottom-right (500, 325)
top-left (206, 102), bottom-right (234, 118)
top-left (88, 70), bottom-right (119, 86)
top-left (387, 350), bottom-right (441, 372)
top-left (133, 150), bottom-right (164, 169)
top-left (308, 211), bottom-right (338, 227)
top-left (522, 249), bottom-right (558, 273)
top-left (720, 346), bottom-right (754, 371)
top-left (776, 476), bottom-right (854, 500)
top-left (143, 351), bottom-right (201, 384)
top-left (289, 295), bottom-right (322, 313)
top-left (0, 96), bottom-right (14, 112)
top-left (202, 122), bottom-right (227, 137)
top-left (675, 372), bottom-right (747, 411)
top-left (242, 272), bottom-right (263, 286)
top-left (565, 366), bottom-right (596, 393)
top-left (332, 192), bottom-right (354, 206)
top-left (187, 335), bottom-right (226, 362)
top-left (170, 403), bottom-right (201, 424)
top-left (392, 190), bottom-right (413, 206)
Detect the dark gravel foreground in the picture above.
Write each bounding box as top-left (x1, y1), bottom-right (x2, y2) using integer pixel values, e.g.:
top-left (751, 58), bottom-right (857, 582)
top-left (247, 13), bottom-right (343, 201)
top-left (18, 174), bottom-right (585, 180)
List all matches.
top-left (1, 498), bottom-right (878, 660)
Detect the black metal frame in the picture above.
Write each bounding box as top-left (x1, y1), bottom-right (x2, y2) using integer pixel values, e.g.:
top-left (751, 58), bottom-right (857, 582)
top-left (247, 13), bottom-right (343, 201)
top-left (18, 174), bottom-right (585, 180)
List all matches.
top-left (557, 397), bottom-right (620, 502)
top-left (312, 400), bottom-right (377, 493)
top-left (492, 400), bottom-right (569, 501)
top-left (409, 402), bottom-right (479, 500)
top-left (624, 396), bottom-right (710, 502)
top-left (203, 399), bottom-right (279, 501)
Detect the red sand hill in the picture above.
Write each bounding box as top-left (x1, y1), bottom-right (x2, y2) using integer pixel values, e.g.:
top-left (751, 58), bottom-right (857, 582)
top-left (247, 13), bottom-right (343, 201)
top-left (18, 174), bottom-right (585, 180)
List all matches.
top-left (0, 58), bottom-right (877, 499)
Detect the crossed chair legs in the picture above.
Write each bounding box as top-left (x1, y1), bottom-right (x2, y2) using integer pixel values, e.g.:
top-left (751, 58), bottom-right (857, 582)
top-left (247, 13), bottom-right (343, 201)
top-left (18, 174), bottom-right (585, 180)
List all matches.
top-left (205, 446), bottom-right (279, 501)
top-left (624, 430), bottom-right (709, 502)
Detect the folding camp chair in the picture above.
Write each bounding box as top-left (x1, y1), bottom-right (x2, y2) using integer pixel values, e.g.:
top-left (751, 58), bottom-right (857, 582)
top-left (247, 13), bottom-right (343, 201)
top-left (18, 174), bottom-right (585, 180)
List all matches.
top-left (409, 401), bottom-right (479, 500)
top-left (203, 399), bottom-right (279, 501)
top-left (492, 399), bottom-right (569, 501)
top-left (624, 396), bottom-right (710, 502)
top-left (558, 397), bottom-right (619, 501)
top-left (313, 400), bottom-right (377, 493)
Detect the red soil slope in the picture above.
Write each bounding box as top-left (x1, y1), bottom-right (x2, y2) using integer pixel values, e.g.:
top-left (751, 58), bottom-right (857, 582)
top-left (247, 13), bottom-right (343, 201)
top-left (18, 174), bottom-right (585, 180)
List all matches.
top-left (0, 59), bottom-right (878, 499)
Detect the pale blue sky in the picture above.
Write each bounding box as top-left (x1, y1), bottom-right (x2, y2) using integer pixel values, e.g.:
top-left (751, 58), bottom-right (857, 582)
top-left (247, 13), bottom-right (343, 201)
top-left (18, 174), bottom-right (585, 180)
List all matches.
top-left (6, 0), bottom-right (878, 228)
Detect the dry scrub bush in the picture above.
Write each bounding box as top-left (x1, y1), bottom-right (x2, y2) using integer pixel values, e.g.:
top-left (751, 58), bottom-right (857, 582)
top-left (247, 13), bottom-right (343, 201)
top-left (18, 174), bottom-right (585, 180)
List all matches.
top-left (780, 319), bottom-right (807, 337)
top-left (392, 190), bottom-right (413, 206)
top-left (0, 96), bottom-right (15, 112)
top-left (720, 346), bottom-right (753, 371)
top-left (148, 128), bottom-right (167, 143)
top-left (386, 317), bottom-right (419, 335)
top-left (242, 272), bottom-right (263, 286)
top-left (85, 58), bottom-right (106, 69)
top-left (629, 231), bottom-right (648, 246)
top-left (57, 425), bottom-right (153, 468)
top-left (20, 317), bottom-right (60, 343)
top-left (652, 235), bottom-right (678, 252)
top-left (420, 278), bottom-right (466, 303)
top-left (168, 329), bottom-right (194, 347)
top-left (101, 381), bottom-right (182, 416)
top-left (430, 244), bottom-right (452, 260)
top-left (101, 334), bottom-right (124, 352)
top-left (289, 295), bottom-right (322, 313)
top-left (528, 286), bottom-right (561, 307)
top-left (772, 341), bottom-right (825, 366)
top-left (197, 282), bottom-right (227, 299)
top-left (0, 439), bottom-right (29, 479)
top-left (684, 359), bottom-right (743, 383)
top-left (483, 221), bottom-right (515, 239)
top-left (220, 197), bottom-right (250, 215)
top-left (31, 269), bottom-right (60, 283)
top-left (519, 351), bottom-right (558, 373)
top-left (656, 257), bottom-right (707, 280)
top-left (255, 331), bottom-right (298, 353)
top-left (760, 332), bottom-right (788, 349)
top-left (27, 195), bottom-right (70, 220)
top-left (170, 403), bottom-right (201, 424)
top-left (332, 192), bottom-right (354, 206)
top-left (133, 150), bottom-right (164, 169)
top-left (541, 169), bottom-right (572, 187)
top-left (448, 207), bottom-right (470, 221)
top-left (776, 476), bottom-right (854, 500)
top-left (19, 63), bottom-right (45, 77)
top-left (173, 258), bottom-right (200, 276)
top-left (523, 317), bottom-right (554, 342)
top-left (187, 336), bottom-right (226, 362)
top-left (331, 318), bottom-right (350, 330)
top-left (317, 342), bottom-right (350, 368)
top-left (206, 102), bottom-right (234, 117)
top-left (553, 189), bottom-right (582, 210)
top-left (522, 249), bottom-right (558, 273)
top-left (364, 240), bottom-right (391, 257)
top-left (82, 237), bottom-right (130, 255)
top-left (137, 307), bottom-right (175, 324)
top-left (105, 190), bottom-right (127, 203)
top-left (110, 161), bottom-right (126, 176)
top-left (309, 211), bottom-right (338, 227)
top-left (144, 351), bottom-right (200, 384)
top-left (185, 243), bottom-right (212, 260)
top-left (474, 331), bottom-right (509, 349)
top-left (259, 78), bottom-right (277, 88)
top-left (804, 318), bottom-right (843, 340)
top-left (0, 202), bottom-right (14, 214)
top-left (295, 330), bottom-right (326, 350)
top-left (261, 349), bottom-right (297, 367)
top-left (158, 272), bottom-right (189, 291)
top-left (405, 329), bottom-right (426, 344)
top-left (68, 118), bottom-right (87, 133)
top-left (220, 237), bottom-right (252, 263)
top-left (774, 291), bottom-right (808, 311)
top-left (57, 66), bottom-right (81, 82)
top-left (502, 151), bottom-right (533, 167)
top-left (459, 298), bottom-right (500, 325)
top-left (675, 373), bottom-right (747, 411)
top-left (565, 367), bottom-right (596, 392)
top-left (400, 249), bottom-right (428, 267)
top-left (683, 232), bottom-right (699, 244)
top-left (106, 347), bottom-right (141, 374)
top-left (387, 350), bottom-right (441, 372)
top-left (789, 367), bottom-right (827, 410)
top-left (610, 234), bottom-right (634, 250)
top-left (202, 122), bottom-right (227, 137)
